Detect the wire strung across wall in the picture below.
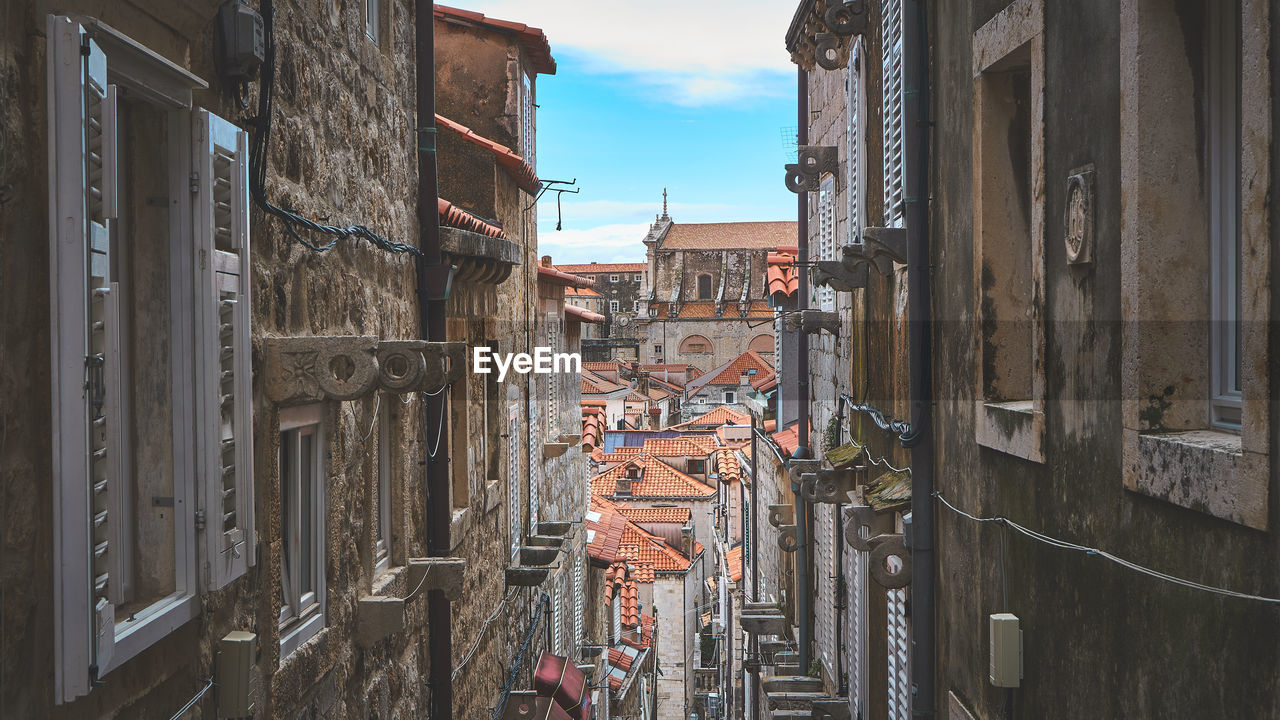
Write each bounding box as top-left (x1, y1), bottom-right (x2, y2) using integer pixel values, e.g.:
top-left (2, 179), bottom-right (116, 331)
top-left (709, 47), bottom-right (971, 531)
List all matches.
top-left (491, 593), bottom-right (550, 720)
top-left (453, 586), bottom-right (520, 682)
top-left (839, 393), bottom-right (913, 438)
top-left (247, 0), bottom-right (420, 256)
top-left (935, 491), bottom-right (1280, 605)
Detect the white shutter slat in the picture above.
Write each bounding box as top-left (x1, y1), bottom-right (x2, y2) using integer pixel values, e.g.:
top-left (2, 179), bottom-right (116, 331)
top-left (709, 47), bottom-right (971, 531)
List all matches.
top-left (49, 17), bottom-right (119, 700)
top-left (195, 110), bottom-right (254, 590)
top-left (573, 558), bottom-right (584, 646)
top-left (509, 406), bottom-right (521, 559)
top-left (882, 0), bottom-right (905, 229)
top-left (528, 402), bottom-right (540, 528)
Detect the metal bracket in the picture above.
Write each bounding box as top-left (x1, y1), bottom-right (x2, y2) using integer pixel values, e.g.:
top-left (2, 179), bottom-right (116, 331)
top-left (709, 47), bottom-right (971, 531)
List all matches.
top-left (842, 227), bottom-right (908, 276)
top-left (783, 309), bottom-right (841, 335)
top-left (812, 260), bottom-right (868, 292)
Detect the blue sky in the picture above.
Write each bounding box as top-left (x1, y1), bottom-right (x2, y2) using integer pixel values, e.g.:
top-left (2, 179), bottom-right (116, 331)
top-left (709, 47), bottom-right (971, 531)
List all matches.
top-left (454, 1), bottom-right (799, 264)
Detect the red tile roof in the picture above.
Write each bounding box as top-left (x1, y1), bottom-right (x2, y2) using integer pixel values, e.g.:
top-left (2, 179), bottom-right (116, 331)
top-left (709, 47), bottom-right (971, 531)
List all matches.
top-left (438, 197), bottom-right (507, 238)
top-left (767, 248), bottom-right (799, 297)
top-left (564, 286), bottom-right (603, 297)
top-left (659, 221), bottom-right (798, 250)
top-left (695, 350), bottom-right (775, 388)
top-left (715, 448), bottom-right (741, 483)
top-left (582, 370), bottom-right (626, 395)
top-left (436, 113), bottom-right (540, 193)
top-left (618, 522), bottom-right (697, 571)
top-left (648, 301), bottom-right (775, 319)
top-left (727, 545), bottom-right (743, 582)
top-left (639, 436), bottom-right (718, 457)
top-left (616, 506), bottom-right (692, 524)
top-left (537, 265), bottom-right (594, 287)
top-left (565, 305), bottom-right (605, 324)
top-left (591, 456), bottom-right (716, 500)
top-left (745, 301), bottom-right (775, 317)
top-left (771, 421), bottom-right (811, 458)
top-left (764, 419), bottom-right (778, 433)
top-left (581, 406), bottom-right (606, 451)
top-left (673, 406), bottom-right (752, 429)
top-left (434, 4), bottom-right (556, 75)
top-left (587, 507), bottom-right (627, 564)
top-left (555, 262), bottom-right (648, 273)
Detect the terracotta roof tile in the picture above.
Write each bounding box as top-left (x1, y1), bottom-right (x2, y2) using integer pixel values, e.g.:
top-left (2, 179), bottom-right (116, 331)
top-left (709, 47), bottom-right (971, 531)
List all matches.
top-left (767, 249), bottom-right (798, 297)
top-left (745, 301), bottom-right (775, 318)
top-left (771, 421), bottom-right (811, 458)
top-left (715, 448), bottom-right (741, 483)
top-left (727, 545), bottom-right (743, 582)
top-left (563, 286), bottom-right (603, 297)
top-left (691, 350), bottom-right (775, 389)
top-left (537, 265), bottom-right (594, 287)
top-left (436, 113), bottom-right (540, 193)
top-left (639, 436), bottom-right (717, 457)
top-left (555, 262), bottom-right (647, 273)
top-left (438, 197), bottom-right (507, 238)
top-left (659, 221), bottom-right (798, 250)
top-left (581, 406), bottom-right (605, 450)
top-left (673, 406), bottom-right (752, 429)
top-left (591, 456), bottom-right (717, 500)
top-left (616, 506), bottom-right (692, 524)
top-left (565, 305), bottom-right (605, 324)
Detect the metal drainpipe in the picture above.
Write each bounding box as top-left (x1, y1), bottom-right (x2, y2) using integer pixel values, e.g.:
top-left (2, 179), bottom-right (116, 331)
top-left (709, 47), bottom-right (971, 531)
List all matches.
top-left (793, 65), bottom-right (813, 674)
top-left (415, 3), bottom-right (452, 718)
top-left (749, 415), bottom-right (760, 720)
top-left (903, 0), bottom-right (935, 717)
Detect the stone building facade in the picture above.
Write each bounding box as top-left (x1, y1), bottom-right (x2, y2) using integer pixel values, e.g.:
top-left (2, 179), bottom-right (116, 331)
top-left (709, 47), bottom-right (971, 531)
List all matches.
top-left (637, 211), bottom-right (795, 372)
top-left (759, 1), bottom-right (1280, 719)
top-left (0, 1), bottom-right (591, 718)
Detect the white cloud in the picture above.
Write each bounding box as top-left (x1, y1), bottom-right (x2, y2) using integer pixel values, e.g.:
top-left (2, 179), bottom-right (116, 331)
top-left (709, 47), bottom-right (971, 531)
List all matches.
top-left (536, 199), bottom-right (741, 224)
top-left (535, 222), bottom-right (652, 264)
top-left (450, 1), bottom-right (797, 105)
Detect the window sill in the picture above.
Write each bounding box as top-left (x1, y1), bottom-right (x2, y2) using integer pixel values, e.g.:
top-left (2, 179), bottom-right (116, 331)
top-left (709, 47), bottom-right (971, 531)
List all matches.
top-left (449, 507), bottom-right (472, 551)
top-left (1124, 429), bottom-right (1267, 530)
top-left (102, 592), bottom-right (198, 674)
top-left (974, 400), bottom-right (1044, 463)
top-left (279, 611), bottom-right (325, 659)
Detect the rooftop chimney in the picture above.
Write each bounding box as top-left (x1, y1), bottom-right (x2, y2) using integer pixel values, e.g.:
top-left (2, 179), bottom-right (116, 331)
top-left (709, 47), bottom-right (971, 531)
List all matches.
top-left (681, 525), bottom-right (695, 559)
top-left (541, 255), bottom-right (552, 267)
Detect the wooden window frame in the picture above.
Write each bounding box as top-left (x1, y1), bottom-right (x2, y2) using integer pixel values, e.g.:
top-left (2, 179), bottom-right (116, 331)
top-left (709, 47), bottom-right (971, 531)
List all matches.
top-left (279, 407), bottom-right (326, 659)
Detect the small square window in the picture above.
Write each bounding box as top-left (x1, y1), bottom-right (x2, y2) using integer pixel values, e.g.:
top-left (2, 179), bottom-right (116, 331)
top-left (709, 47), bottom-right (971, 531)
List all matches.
top-left (633, 300), bottom-right (640, 311)
top-left (634, 274), bottom-right (643, 282)
top-left (610, 274), bottom-right (620, 282)
top-left (724, 391), bottom-right (736, 404)
top-left (610, 300), bottom-right (619, 312)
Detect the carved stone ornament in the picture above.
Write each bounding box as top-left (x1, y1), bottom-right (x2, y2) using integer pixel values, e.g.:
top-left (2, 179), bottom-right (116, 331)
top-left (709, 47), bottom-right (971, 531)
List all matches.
top-left (264, 336), bottom-right (465, 406)
top-left (1065, 165), bottom-right (1095, 265)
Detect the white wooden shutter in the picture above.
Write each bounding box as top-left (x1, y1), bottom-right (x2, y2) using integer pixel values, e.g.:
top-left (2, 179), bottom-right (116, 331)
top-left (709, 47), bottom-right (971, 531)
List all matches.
top-left (845, 543), bottom-right (867, 716)
top-left (509, 405), bottom-right (522, 559)
top-left (847, 37), bottom-right (867, 244)
top-left (887, 587), bottom-right (910, 720)
top-left (553, 582), bottom-right (563, 653)
top-left (528, 401), bottom-right (540, 528)
top-left (573, 558), bottom-right (585, 645)
top-left (193, 109), bottom-right (254, 590)
top-left (817, 177), bottom-right (836, 312)
top-left (520, 73), bottom-right (535, 169)
top-left (546, 312), bottom-right (559, 434)
top-left (48, 16), bottom-right (120, 701)
top-left (882, 0), bottom-right (905, 229)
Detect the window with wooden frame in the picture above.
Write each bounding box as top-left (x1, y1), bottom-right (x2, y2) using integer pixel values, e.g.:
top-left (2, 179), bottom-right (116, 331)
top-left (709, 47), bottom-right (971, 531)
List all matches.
top-left (1119, 0), bottom-right (1271, 529)
top-left (882, 0), bottom-right (905, 229)
top-left (48, 16), bottom-right (253, 703)
top-left (610, 274), bottom-right (620, 282)
top-left (724, 390), bottom-right (737, 405)
top-left (520, 71), bottom-right (535, 169)
top-left (971, 0), bottom-right (1046, 463)
top-left (279, 407), bottom-right (326, 658)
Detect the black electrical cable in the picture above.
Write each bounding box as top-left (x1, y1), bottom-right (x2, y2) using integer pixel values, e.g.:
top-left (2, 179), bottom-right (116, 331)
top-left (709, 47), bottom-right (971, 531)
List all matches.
top-left (248, 0), bottom-right (420, 256)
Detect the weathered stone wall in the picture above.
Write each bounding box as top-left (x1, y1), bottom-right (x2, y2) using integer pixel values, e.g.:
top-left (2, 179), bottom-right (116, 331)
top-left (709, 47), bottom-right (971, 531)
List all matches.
top-left (1, 0), bottom-right (437, 717)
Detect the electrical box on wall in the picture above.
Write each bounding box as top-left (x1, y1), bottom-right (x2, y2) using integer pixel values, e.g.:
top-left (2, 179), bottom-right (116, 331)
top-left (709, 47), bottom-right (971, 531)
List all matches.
top-left (217, 631), bottom-right (257, 718)
top-left (989, 613), bottom-right (1023, 688)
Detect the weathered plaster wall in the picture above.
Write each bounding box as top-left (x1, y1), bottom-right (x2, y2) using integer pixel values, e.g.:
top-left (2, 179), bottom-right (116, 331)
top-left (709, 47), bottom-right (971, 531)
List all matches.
top-left (933, 1), bottom-right (1280, 718)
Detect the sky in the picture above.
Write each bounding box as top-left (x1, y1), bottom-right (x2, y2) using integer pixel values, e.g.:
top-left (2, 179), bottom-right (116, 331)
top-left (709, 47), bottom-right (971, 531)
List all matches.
top-left (453, 1), bottom-right (800, 264)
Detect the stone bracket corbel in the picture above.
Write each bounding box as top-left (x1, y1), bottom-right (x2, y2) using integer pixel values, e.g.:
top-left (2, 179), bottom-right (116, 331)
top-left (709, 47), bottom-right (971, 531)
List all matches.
top-left (868, 533), bottom-right (911, 589)
top-left (264, 336), bottom-right (470, 406)
top-left (800, 466), bottom-right (866, 504)
top-left (842, 227), bottom-right (907, 277)
top-left (787, 459), bottom-right (821, 487)
top-left (778, 524), bottom-right (799, 553)
top-left (812, 260), bottom-right (869, 292)
top-left (813, 698), bottom-right (854, 720)
top-left (783, 310), bottom-right (841, 335)
top-left (768, 504), bottom-right (795, 528)
top-left (825, 0), bottom-right (869, 36)
top-left (784, 146), bottom-right (839, 193)
top-left (405, 557), bottom-right (467, 601)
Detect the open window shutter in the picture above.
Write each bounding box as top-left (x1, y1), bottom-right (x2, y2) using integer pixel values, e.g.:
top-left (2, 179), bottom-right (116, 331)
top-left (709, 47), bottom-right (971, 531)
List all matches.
top-left (573, 559), bottom-right (584, 644)
top-left (882, 0), bottom-right (905, 229)
top-left (886, 587), bottom-right (910, 720)
top-left (193, 109), bottom-right (254, 590)
top-left (49, 16), bottom-right (120, 700)
top-left (528, 402), bottom-right (540, 528)
top-left (509, 407), bottom-right (521, 560)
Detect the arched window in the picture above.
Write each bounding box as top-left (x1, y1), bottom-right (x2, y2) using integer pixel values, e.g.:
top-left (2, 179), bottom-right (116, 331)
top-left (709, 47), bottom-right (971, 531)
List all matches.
top-left (697, 273), bottom-right (713, 299)
top-left (679, 335), bottom-right (714, 354)
top-left (749, 334), bottom-right (774, 355)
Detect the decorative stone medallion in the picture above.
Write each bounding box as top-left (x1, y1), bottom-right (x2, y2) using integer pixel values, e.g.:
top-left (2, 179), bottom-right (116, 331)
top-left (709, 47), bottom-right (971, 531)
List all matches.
top-left (1065, 165), bottom-right (1096, 265)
